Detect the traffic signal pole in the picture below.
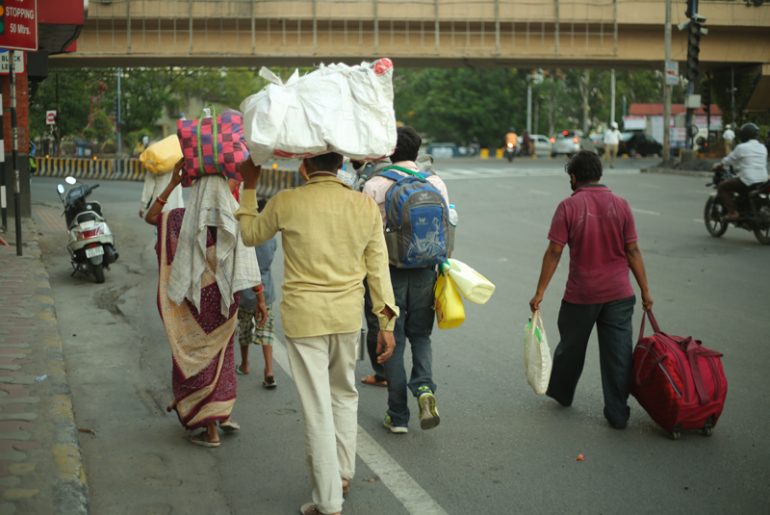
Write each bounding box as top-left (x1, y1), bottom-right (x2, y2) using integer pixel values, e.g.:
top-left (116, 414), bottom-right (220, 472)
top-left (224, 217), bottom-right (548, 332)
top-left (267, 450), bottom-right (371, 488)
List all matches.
top-left (685, 0), bottom-right (702, 150)
top-left (662, 0), bottom-right (672, 163)
top-left (9, 51), bottom-right (21, 255)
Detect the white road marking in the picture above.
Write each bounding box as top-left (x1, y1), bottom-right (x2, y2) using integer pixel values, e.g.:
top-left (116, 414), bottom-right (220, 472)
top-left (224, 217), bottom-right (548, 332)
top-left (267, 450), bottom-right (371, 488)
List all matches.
top-left (632, 208), bottom-right (661, 216)
top-left (528, 189), bottom-right (551, 196)
top-left (271, 339), bottom-right (448, 515)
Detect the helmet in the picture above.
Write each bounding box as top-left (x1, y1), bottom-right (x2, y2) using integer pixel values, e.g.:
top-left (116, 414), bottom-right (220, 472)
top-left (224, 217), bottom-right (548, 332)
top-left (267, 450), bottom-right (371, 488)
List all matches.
top-left (610, 121), bottom-right (618, 129)
top-left (739, 123), bottom-right (760, 141)
top-left (725, 124), bottom-right (732, 130)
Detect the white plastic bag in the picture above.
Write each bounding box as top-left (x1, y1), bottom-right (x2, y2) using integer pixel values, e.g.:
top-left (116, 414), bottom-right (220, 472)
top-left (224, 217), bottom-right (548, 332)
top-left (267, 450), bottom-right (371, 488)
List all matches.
top-left (240, 59), bottom-right (398, 164)
top-left (524, 310), bottom-right (553, 395)
top-left (443, 258), bottom-right (495, 305)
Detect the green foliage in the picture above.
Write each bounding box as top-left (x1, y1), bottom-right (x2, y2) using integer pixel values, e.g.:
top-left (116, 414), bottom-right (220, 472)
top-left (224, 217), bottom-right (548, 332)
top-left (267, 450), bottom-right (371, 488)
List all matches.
top-left (30, 67), bottom-right (271, 150)
top-left (393, 67), bottom-right (672, 146)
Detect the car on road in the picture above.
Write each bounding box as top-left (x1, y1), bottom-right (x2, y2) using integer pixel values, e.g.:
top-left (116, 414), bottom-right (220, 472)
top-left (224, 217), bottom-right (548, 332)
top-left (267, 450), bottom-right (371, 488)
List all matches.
top-left (619, 131), bottom-right (662, 157)
top-left (529, 134), bottom-right (553, 157)
top-left (426, 142), bottom-right (459, 159)
top-left (551, 130), bottom-right (581, 157)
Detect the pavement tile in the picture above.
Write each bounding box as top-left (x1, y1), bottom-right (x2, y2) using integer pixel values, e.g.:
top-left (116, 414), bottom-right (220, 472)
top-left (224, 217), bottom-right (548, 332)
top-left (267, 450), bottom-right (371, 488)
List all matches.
top-left (0, 218), bottom-right (89, 515)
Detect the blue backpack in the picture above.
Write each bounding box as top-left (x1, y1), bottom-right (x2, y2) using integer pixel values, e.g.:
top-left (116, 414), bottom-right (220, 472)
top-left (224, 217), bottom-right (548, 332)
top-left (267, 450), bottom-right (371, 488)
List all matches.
top-left (379, 166), bottom-right (449, 269)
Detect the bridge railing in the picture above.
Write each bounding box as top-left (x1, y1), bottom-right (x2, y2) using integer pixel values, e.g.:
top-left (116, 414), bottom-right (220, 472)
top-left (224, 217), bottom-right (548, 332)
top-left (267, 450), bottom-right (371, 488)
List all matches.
top-left (35, 157), bottom-right (300, 198)
top-left (82, 0), bottom-right (619, 57)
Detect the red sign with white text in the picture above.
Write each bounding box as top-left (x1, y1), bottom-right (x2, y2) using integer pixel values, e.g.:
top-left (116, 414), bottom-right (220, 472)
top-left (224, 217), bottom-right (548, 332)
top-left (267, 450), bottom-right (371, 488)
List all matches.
top-left (0, 0), bottom-right (38, 52)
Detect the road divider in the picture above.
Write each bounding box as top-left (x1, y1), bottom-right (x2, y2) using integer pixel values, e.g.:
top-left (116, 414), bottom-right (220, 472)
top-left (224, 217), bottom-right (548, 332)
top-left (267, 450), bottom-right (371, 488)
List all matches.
top-left (34, 157), bottom-right (301, 198)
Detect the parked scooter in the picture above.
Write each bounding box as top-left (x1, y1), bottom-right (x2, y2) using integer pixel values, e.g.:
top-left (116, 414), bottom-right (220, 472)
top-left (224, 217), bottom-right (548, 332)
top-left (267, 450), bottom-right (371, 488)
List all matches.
top-left (56, 176), bottom-right (119, 283)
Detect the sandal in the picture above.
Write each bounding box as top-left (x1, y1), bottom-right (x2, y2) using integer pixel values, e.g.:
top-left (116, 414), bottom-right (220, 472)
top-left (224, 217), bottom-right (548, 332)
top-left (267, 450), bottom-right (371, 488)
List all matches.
top-left (220, 419), bottom-right (241, 433)
top-left (236, 365), bottom-right (249, 376)
top-left (360, 374), bottom-right (388, 387)
top-left (263, 376), bottom-right (277, 389)
top-left (189, 433), bottom-right (221, 448)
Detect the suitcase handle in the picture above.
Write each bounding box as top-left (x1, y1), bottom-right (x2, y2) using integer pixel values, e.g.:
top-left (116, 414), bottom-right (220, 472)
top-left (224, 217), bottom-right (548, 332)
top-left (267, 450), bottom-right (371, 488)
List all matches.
top-left (684, 339), bottom-right (722, 405)
top-left (638, 310), bottom-right (662, 342)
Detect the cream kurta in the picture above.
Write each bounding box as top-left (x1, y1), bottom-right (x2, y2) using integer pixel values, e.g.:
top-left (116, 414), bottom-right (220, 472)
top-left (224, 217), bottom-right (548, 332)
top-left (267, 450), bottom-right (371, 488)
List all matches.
top-left (236, 175), bottom-right (398, 338)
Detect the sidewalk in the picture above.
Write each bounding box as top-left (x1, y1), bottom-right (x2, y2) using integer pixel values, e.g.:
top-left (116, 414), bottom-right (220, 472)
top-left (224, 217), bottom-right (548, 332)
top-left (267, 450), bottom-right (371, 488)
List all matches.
top-left (0, 219), bottom-right (88, 515)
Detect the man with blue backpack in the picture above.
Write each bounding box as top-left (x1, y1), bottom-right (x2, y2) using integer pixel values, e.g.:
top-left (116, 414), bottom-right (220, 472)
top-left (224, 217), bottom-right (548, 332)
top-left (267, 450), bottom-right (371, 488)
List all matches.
top-left (362, 126), bottom-right (451, 433)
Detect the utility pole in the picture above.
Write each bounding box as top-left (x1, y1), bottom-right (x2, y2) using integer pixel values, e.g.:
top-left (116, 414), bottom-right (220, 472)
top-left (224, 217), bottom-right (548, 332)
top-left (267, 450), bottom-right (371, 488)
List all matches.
top-left (116, 68), bottom-right (123, 174)
top-left (663, 0), bottom-right (664, 163)
top-left (526, 81), bottom-right (532, 134)
top-left (610, 68), bottom-right (616, 125)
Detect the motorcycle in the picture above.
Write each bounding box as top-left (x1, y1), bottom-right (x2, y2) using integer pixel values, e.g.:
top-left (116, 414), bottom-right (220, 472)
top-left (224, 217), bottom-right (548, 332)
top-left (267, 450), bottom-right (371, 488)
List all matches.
top-left (56, 177), bottom-right (119, 283)
top-left (504, 142), bottom-right (517, 163)
top-left (703, 165), bottom-right (770, 245)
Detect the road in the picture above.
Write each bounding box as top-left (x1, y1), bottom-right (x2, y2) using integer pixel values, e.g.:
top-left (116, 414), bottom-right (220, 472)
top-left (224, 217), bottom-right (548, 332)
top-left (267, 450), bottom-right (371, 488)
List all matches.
top-left (29, 157), bottom-right (770, 514)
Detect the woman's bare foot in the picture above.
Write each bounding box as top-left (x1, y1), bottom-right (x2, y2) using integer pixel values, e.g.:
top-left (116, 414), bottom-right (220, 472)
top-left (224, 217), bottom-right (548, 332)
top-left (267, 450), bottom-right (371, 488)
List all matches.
top-left (166, 400), bottom-right (177, 413)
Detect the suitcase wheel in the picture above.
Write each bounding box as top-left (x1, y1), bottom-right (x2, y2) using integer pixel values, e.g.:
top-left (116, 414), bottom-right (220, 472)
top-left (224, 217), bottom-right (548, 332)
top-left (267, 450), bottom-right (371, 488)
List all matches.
top-left (701, 417), bottom-right (714, 437)
top-left (671, 429), bottom-right (681, 440)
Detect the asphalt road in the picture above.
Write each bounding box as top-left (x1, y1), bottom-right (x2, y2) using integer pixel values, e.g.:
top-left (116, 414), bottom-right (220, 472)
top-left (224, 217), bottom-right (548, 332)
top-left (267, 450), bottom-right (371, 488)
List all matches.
top-left (29, 157), bottom-right (770, 514)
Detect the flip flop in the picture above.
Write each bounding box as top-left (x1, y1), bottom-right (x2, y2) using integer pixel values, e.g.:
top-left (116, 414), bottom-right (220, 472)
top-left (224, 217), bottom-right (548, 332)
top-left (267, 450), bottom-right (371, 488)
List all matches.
top-left (220, 419), bottom-right (241, 433)
top-left (299, 503), bottom-right (321, 515)
top-left (360, 374), bottom-right (388, 387)
top-left (263, 376), bottom-right (277, 389)
top-left (189, 433), bottom-right (221, 448)
top-left (236, 365), bottom-right (249, 376)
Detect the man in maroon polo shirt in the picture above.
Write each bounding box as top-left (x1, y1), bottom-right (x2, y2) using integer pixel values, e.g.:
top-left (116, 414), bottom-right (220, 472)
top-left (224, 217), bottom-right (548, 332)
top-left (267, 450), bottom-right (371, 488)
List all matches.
top-left (529, 151), bottom-right (653, 429)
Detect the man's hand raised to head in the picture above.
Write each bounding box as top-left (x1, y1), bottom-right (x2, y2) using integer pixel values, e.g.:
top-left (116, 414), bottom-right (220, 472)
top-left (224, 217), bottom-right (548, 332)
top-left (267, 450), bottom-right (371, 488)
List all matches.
top-left (239, 159), bottom-right (262, 189)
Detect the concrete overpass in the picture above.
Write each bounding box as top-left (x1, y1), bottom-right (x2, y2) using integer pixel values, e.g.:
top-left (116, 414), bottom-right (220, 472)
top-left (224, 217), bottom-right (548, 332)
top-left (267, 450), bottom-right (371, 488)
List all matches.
top-left (51, 0), bottom-right (770, 70)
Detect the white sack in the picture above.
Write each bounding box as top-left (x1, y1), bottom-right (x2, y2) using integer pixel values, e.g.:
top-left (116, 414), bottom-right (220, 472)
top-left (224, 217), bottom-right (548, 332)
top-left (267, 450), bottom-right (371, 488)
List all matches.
top-left (524, 310), bottom-right (553, 395)
top-left (240, 59), bottom-right (398, 164)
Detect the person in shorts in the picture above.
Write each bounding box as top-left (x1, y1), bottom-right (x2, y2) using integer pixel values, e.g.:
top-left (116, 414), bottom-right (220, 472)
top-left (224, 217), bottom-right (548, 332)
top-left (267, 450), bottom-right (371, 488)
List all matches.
top-left (237, 198), bottom-right (278, 389)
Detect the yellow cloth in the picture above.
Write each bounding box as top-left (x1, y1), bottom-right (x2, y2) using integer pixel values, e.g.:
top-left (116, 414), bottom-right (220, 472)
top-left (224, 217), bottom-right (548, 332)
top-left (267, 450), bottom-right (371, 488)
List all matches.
top-left (235, 175), bottom-right (398, 338)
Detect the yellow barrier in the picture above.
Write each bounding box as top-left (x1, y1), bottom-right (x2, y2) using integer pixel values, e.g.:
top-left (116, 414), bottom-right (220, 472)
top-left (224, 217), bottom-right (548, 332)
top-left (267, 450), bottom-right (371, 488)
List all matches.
top-left (34, 156), bottom-right (301, 198)
top-left (480, 148), bottom-right (489, 160)
top-left (495, 148), bottom-right (504, 159)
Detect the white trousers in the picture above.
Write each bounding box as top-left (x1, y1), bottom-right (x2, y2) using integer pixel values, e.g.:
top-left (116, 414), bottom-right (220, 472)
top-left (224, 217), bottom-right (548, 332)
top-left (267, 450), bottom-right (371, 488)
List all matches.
top-left (285, 331), bottom-right (359, 514)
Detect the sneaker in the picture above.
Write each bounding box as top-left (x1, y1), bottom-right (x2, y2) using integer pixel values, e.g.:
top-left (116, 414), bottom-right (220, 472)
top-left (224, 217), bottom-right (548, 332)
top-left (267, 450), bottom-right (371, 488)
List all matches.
top-left (383, 415), bottom-right (408, 434)
top-left (417, 389), bottom-right (440, 430)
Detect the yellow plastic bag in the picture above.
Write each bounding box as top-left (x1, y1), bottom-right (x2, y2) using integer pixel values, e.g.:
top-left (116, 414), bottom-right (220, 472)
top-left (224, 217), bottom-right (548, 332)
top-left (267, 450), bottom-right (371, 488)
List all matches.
top-left (434, 271), bottom-right (465, 330)
top-left (139, 135), bottom-right (183, 175)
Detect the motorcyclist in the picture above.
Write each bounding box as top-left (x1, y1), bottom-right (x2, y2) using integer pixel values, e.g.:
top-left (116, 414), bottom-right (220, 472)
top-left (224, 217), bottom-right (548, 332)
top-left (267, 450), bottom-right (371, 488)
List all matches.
top-left (505, 127), bottom-right (518, 153)
top-left (504, 127), bottom-right (519, 161)
top-left (716, 122), bottom-right (768, 221)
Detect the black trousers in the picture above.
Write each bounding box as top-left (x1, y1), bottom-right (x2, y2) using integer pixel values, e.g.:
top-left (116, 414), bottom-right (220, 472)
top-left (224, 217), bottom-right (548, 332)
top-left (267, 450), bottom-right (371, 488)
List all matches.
top-left (717, 177), bottom-right (750, 214)
top-left (547, 296), bottom-right (635, 426)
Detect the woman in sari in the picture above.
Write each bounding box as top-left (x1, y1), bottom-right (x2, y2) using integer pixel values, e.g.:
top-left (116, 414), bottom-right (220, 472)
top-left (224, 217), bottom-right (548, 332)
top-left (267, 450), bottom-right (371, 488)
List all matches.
top-left (145, 160), bottom-right (266, 447)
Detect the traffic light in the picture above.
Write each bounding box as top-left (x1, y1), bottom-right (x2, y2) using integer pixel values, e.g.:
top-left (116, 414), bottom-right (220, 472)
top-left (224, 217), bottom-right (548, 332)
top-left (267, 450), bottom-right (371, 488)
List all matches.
top-left (0, 1), bottom-right (5, 35)
top-left (686, 19), bottom-right (701, 84)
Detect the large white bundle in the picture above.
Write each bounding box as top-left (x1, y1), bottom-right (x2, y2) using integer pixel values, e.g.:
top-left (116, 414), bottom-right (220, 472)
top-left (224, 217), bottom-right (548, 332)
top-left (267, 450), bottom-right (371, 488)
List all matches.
top-left (240, 58), bottom-right (397, 164)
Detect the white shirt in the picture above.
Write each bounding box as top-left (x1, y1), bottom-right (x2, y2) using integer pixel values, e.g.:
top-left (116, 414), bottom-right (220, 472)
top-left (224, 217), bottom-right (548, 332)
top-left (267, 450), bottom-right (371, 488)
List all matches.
top-left (722, 140), bottom-right (769, 186)
top-left (140, 172), bottom-right (184, 212)
top-left (604, 128), bottom-right (620, 145)
top-left (722, 129), bottom-right (735, 142)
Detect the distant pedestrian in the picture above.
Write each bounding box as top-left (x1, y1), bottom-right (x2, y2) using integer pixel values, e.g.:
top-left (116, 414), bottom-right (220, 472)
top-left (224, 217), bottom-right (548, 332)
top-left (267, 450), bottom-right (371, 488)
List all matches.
top-left (139, 168), bottom-right (184, 219)
top-left (722, 124), bottom-right (736, 156)
top-left (236, 198), bottom-right (278, 389)
top-left (529, 151), bottom-right (653, 430)
top-left (236, 153), bottom-right (398, 515)
top-left (362, 126), bottom-right (449, 434)
top-left (144, 160), bottom-right (265, 447)
top-left (603, 122), bottom-right (621, 169)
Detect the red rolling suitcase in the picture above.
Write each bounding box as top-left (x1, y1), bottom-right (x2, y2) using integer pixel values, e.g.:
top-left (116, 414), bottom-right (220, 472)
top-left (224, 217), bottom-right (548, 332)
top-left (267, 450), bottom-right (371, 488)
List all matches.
top-left (631, 311), bottom-right (727, 439)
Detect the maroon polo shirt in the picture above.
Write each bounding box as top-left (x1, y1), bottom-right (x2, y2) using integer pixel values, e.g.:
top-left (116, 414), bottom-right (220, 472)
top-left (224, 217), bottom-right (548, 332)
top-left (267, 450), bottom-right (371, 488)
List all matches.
top-left (547, 184), bottom-right (637, 304)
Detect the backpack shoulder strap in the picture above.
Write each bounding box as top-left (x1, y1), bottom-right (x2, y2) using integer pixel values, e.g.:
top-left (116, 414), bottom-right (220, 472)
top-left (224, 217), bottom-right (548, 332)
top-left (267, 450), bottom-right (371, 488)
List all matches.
top-left (381, 165), bottom-right (428, 181)
top-left (378, 170), bottom-right (405, 183)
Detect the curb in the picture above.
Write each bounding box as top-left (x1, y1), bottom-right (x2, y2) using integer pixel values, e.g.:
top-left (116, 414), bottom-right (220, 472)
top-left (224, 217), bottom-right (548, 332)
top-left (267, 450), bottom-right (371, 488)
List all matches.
top-left (641, 167), bottom-right (712, 178)
top-left (0, 219), bottom-right (89, 515)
